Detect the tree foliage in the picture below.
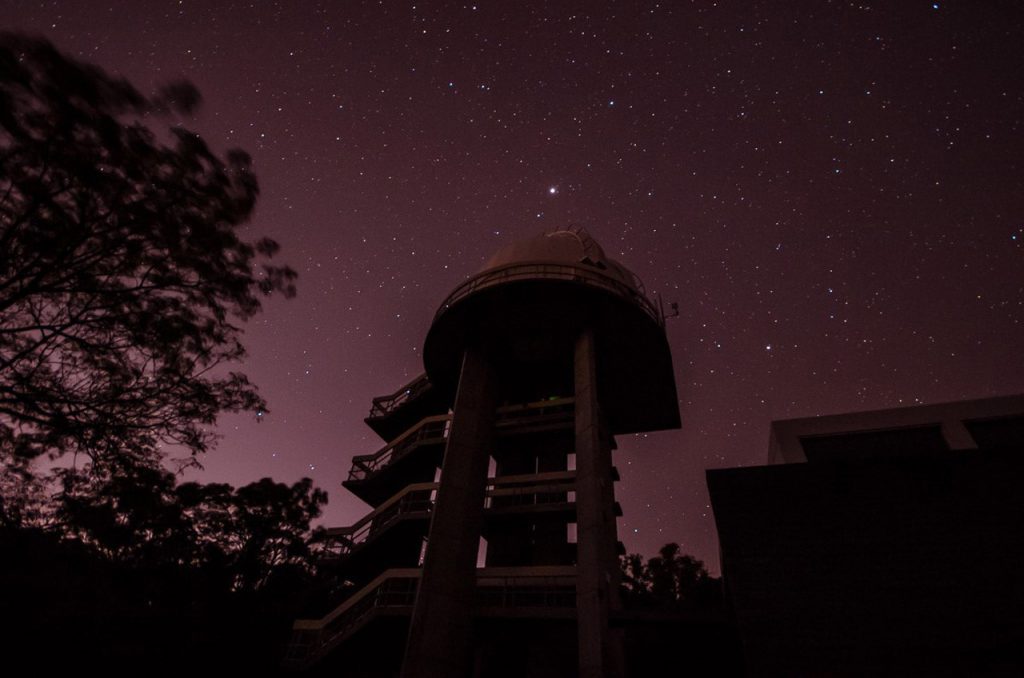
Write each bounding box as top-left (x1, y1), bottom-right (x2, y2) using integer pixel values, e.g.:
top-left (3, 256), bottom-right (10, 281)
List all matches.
top-left (0, 36), bottom-right (325, 670)
top-left (57, 461), bottom-right (327, 591)
top-left (2, 477), bottom-right (328, 672)
top-left (0, 33), bottom-right (296, 474)
top-left (621, 543), bottom-right (721, 610)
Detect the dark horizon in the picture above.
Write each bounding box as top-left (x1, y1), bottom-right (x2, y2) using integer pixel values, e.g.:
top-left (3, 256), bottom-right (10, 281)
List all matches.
top-left (7, 0), bottom-right (1023, 572)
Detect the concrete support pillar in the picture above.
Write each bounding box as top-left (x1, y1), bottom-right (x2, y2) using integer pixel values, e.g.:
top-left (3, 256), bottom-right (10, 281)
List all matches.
top-left (574, 328), bottom-right (625, 678)
top-left (402, 345), bottom-right (498, 678)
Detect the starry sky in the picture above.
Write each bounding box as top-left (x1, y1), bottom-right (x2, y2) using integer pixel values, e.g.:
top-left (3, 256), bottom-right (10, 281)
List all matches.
top-left (8, 0), bottom-right (1023, 572)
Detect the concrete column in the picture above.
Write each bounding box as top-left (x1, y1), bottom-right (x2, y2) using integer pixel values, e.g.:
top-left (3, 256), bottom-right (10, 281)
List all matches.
top-left (402, 345), bottom-right (498, 678)
top-left (574, 328), bottom-right (625, 678)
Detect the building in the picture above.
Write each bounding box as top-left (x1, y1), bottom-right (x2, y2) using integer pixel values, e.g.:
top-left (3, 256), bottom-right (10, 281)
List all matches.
top-left (708, 394), bottom-right (1024, 676)
top-left (283, 227), bottom-right (682, 677)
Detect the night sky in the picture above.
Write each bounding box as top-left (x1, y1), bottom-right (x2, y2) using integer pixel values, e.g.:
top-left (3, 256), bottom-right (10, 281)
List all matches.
top-left (8, 1), bottom-right (1023, 572)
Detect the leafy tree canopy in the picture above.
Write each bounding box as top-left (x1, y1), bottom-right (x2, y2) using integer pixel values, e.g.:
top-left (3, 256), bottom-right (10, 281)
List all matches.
top-left (2, 471), bottom-right (328, 671)
top-left (0, 37), bottom-right (325, 669)
top-left (621, 543), bottom-right (721, 610)
top-left (57, 459), bottom-right (327, 592)
top-left (0, 33), bottom-right (296, 477)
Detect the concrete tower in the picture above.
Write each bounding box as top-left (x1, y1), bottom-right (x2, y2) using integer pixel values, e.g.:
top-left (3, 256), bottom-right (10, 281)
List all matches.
top-left (285, 227), bottom-right (679, 677)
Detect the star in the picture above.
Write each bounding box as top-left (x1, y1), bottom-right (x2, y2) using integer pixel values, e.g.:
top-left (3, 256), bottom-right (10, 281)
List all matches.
top-left (13, 0), bottom-right (1019, 576)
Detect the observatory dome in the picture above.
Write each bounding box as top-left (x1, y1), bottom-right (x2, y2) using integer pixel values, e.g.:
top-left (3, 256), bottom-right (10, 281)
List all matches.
top-left (480, 227), bottom-right (642, 294)
top-left (423, 226), bottom-right (678, 434)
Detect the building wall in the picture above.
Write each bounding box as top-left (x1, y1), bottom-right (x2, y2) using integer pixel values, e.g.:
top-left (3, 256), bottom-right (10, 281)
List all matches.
top-left (708, 447), bottom-right (1024, 675)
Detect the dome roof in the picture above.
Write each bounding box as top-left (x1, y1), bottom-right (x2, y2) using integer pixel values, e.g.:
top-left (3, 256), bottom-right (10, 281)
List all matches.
top-left (480, 227), bottom-right (642, 293)
top-left (424, 226), bottom-right (679, 434)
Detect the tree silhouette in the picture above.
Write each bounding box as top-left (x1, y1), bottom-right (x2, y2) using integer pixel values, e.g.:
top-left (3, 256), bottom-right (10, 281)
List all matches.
top-left (0, 33), bottom-right (296, 481)
top-left (2, 470), bottom-right (328, 671)
top-left (0, 36), bottom-right (325, 670)
top-left (620, 542), bottom-right (722, 610)
top-left (57, 457), bottom-right (327, 592)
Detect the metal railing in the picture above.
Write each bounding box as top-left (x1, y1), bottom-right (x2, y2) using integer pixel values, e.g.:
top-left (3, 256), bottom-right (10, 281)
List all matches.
top-left (347, 397), bottom-right (575, 485)
top-left (483, 471), bottom-right (575, 510)
top-left (347, 414), bottom-right (450, 482)
top-left (475, 565), bottom-right (577, 611)
top-left (367, 373), bottom-right (432, 419)
top-left (476, 584), bottom-right (576, 609)
top-left (322, 472), bottom-right (578, 561)
top-left (434, 261), bottom-right (664, 328)
top-left (283, 566), bottom-right (578, 669)
top-left (320, 482), bottom-right (436, 560)
top-left (283, 568), bottom-right (420, 670)
top-left (494, 397), bottom-right (575, 433)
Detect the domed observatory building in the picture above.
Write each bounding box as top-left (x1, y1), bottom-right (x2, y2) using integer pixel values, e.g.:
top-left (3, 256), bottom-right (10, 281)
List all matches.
top-left (285, 228), bottom-right (680, 678)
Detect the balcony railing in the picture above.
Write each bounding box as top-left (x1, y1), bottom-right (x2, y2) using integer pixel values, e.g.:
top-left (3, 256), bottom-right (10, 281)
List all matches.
top-left (347, 414), bottom-right (450, 482)
top-left (494, 397), bottom-right (575, 433)
top-left (283, 566), bottom-right (577, 670)
top-left (347, 397), bottom-right (575, 486)
top-left (320, 482), bottom-right (436, 560)
top-left (482, 470), bottom-right (575, 510)
top-left (367, 373), bottom-right (432, 419)
top-left (322, 471), bottom-right (578, 561)
top-left (283, 568), bottom-right (420, 670)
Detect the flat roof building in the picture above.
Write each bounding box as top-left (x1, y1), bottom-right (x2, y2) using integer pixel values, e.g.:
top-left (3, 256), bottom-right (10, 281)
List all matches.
top-left (708, 394), bottom-right (1024, 676)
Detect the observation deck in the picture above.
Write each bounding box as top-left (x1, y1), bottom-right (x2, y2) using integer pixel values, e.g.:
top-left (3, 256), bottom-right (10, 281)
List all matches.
top-left (283, 567), bottom-right (579, 671)
top-left (364, 373), bottom-right (449, 441)
top-left (323, 471), bottom-right (618, 581)
top-left (290, 228), bottom-right (679, 676)
top-left (344, 397), bottom-right (577, 506)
